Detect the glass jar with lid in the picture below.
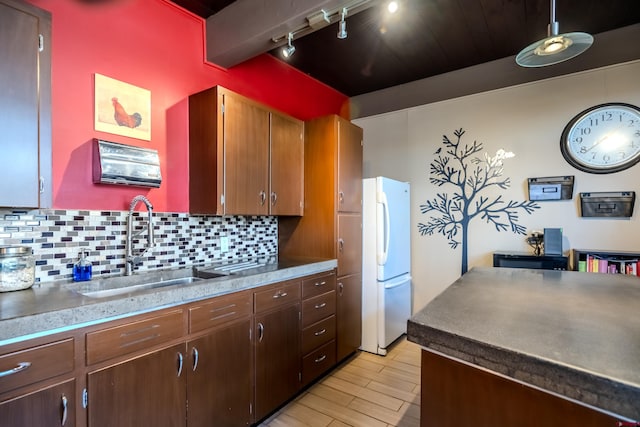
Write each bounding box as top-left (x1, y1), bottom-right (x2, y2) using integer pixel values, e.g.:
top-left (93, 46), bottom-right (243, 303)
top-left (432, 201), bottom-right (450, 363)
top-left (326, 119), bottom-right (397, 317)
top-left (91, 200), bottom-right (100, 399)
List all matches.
top-left (0, 246), bottom-right (35, 292)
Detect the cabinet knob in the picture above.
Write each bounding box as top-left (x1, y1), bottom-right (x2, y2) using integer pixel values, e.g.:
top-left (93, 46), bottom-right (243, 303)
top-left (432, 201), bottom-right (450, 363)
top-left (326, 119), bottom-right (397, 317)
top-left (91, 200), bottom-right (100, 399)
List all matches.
top-left (338, 282), bottom-right (344, 296)
top-left (338, 238), bottom-right (344, 252)
top-left (338, 191), bottom-right (344, 204)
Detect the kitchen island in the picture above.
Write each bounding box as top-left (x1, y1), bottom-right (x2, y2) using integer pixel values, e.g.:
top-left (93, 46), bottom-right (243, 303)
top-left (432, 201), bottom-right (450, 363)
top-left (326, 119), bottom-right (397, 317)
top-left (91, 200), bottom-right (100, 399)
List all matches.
top-left (407, 267), bottom-right (639, 426)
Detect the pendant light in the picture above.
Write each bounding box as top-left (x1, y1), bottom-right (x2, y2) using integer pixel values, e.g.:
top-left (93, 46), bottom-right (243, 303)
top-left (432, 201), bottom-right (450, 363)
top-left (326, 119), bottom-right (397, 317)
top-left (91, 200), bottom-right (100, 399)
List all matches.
top-left (516, 0), bottom-right (593, 67)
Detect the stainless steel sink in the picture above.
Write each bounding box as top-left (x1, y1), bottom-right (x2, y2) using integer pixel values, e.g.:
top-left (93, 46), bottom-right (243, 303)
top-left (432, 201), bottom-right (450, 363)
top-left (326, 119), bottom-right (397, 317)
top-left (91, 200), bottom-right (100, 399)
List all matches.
top-left (74, 276), bottom-right (203, 298)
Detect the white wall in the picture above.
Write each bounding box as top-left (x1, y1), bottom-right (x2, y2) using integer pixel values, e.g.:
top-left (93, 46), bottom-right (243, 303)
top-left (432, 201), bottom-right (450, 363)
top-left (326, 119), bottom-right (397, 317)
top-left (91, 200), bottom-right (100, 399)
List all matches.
top-left (355, 60), bottom-right (640, 313)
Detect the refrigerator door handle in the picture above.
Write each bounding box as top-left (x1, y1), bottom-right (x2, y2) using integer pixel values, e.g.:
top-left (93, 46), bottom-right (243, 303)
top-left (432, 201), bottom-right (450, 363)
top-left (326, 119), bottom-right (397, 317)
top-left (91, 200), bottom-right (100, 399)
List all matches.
top-left (383, 275), bottom-right (411, 289)
top-left (377, 191), bottom-right (390, 266)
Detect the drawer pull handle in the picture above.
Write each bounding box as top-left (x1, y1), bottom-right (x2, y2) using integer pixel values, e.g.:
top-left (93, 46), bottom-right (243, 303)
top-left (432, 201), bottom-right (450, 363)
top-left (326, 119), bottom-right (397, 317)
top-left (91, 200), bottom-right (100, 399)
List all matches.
top-left (61, 394), bottom-right (68, 426)
top-left (314, 281), bottom-right (327, 287)
top-left (314, 328), bottom-right (327, 336)
top-left (338, 238), bottom-right (344, 252)
top-left (192, 347), bottom-right (199, 372)
top-left (177, 352), bottom-right (184, 377)
top-left (272, 291), bottom-right (288, 299)
top-left (315, 354), bottom-right (327, 363)
top-left (0, 361), bottom-right (31, 378)
top-left (338, 282), bottom-right (344, 296)
top-left (314, 302), bottom-right (327, 309)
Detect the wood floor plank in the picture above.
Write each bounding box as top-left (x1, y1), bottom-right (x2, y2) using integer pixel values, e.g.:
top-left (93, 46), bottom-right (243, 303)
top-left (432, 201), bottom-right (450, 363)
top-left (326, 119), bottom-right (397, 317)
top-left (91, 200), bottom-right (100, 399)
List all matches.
top-left (298, 393), bottom-right (389, 427)
top-left (342, 364), bottom-right (418, 392)
top-left (309, 383), bottom-right (355, 406)
top-left (322, 376), bottom-right (404, 411)
top-left (366, 380), bottom-right (420, 404)
top-left (331, 366), bottom-right (372, 387)
top-left (347, 397), bottom-right (420, 427)
top-left (265, 412), bottom-right (312, 427)
top-left (279, 402), bottom-right (334, 427)
top-left (349, 356), bottom-right (386, 373)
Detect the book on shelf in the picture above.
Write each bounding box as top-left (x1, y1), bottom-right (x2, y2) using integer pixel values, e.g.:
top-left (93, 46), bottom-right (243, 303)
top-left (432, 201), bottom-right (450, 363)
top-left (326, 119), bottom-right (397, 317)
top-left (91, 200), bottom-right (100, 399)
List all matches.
top-left (580, 252), bottom-right (640, 276)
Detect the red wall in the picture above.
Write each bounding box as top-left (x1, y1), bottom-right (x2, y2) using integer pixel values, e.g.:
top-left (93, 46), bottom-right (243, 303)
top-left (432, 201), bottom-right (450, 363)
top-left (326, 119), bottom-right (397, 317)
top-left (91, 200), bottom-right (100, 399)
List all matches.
top-left (26, 0), bottom-right (349, 212)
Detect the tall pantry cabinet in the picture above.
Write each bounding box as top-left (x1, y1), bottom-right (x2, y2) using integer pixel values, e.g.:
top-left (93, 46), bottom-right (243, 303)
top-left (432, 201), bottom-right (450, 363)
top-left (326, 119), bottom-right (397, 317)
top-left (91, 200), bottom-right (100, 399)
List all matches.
top-left (279, 115), bottom-right (363, 362)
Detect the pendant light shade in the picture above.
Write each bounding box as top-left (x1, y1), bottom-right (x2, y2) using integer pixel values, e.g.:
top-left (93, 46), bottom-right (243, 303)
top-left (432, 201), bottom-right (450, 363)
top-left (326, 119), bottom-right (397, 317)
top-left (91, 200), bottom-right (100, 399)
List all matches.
top-left (516, 0), bottom-right (593, 67)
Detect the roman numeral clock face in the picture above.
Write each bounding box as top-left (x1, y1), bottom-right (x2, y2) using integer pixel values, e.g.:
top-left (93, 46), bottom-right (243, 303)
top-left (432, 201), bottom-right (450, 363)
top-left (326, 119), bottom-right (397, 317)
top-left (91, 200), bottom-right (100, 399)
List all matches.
top-left (560, 103), bottom-right (640, 174)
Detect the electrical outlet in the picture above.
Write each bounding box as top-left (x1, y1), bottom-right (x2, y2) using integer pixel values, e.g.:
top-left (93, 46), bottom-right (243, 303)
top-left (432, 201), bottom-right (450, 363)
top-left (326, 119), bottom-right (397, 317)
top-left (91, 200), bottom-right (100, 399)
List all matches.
top-left (220, 236), bottom-right (229, 253)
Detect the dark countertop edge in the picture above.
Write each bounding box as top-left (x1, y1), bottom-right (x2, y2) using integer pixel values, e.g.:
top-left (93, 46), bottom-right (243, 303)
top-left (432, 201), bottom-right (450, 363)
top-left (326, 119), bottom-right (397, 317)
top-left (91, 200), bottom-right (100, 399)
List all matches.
top-left (407, 320), bottom-right (640, 421)
top-left (0, 258), bottom-right (337, 346)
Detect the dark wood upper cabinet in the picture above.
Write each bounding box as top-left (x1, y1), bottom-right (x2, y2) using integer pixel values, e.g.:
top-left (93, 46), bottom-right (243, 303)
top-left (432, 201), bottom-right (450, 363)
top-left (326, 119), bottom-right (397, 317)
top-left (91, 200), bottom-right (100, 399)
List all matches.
top-left (270, 112), bottom-right (304, 216)
top-left (189, 86), bottom-right (304, 216)
top-left (0, 0), bottom-right (51, 208)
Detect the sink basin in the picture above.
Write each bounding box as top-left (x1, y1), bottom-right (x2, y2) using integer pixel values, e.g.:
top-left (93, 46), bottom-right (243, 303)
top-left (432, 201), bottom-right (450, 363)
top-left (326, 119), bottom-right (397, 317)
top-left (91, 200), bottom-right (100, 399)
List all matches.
top-left (75, 276), bottom-right (203, 298)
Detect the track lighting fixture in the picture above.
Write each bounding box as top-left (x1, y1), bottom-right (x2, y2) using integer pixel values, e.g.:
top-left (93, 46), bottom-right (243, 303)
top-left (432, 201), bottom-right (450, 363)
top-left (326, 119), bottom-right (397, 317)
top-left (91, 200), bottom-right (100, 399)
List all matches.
top-left (337, 8), bottom-right (348, 39)
top-left (272, 1), bottom-right (377, 56)
top-left (282, 32), bottom-right (295, 58)
top-left (516, 0), bottom-right (593, 67)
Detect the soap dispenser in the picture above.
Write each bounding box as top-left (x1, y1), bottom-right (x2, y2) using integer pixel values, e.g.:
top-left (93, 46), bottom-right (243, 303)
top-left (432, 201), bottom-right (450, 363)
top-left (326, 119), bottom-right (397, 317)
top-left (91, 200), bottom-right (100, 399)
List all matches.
top-left (73, 250), bottom-right (92, 282)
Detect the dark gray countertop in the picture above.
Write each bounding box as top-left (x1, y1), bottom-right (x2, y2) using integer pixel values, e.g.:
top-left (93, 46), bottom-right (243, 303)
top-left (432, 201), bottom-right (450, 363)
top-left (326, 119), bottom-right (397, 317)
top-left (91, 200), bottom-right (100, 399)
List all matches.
top-left (0, 257), bottom-right (336, 345)
top-left (407, 267), bottom-right (640, 421)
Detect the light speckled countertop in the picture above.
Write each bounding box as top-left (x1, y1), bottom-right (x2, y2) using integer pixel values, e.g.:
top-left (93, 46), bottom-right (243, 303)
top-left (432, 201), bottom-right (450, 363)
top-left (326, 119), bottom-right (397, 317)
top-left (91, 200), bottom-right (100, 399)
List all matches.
top-left (407, 267), bottom-right (640, 421)
top-left (0, 257), bottom-right (336, 345)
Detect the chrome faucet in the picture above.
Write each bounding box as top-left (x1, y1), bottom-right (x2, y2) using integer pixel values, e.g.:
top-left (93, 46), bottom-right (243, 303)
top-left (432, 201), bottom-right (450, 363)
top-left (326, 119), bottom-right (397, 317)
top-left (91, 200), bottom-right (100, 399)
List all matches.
top-left (125, 195), bottom-right (155, 276)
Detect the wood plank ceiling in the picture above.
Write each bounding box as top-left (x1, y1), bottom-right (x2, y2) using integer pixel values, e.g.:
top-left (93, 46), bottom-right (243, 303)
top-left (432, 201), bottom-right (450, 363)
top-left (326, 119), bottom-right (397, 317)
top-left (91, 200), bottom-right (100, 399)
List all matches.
top-left (171, 0), bottom-right (640, 97)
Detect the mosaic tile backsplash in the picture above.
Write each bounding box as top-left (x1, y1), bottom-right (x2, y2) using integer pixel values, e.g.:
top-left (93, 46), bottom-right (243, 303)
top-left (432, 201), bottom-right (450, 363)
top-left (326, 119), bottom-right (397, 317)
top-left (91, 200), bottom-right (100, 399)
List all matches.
top-left (0, 209), bottom-right (278, 283)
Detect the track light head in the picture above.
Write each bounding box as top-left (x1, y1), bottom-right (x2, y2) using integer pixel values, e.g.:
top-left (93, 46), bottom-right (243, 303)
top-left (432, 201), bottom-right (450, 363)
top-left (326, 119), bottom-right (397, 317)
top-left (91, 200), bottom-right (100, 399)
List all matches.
top-left (337, 8), bottom-right (347, 39)
top-left (282, 32), bottom-right (296, 58)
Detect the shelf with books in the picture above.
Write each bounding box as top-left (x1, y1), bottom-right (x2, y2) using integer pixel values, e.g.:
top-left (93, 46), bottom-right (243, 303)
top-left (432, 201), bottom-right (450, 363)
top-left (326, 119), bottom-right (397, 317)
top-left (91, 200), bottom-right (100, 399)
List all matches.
top-left (572, 249), bottom-right (640, 276)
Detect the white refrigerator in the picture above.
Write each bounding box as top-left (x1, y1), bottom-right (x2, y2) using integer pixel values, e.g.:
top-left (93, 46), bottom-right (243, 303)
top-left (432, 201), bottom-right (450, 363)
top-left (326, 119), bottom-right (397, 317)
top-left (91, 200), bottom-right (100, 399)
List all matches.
top-left (361, 176), bottom-right (412, 356)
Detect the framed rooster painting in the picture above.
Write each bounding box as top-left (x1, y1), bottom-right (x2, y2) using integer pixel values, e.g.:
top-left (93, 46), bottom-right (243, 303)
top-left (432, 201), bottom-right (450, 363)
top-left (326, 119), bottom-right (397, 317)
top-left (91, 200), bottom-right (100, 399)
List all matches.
top-left (94, 73), bottom-right (151, 141)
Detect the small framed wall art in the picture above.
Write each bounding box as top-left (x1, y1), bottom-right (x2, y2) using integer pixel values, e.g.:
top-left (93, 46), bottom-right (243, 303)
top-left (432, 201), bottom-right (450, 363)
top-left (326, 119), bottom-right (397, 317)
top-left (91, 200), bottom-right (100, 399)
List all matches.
top-left (94, 73), bottom-right (151, 141)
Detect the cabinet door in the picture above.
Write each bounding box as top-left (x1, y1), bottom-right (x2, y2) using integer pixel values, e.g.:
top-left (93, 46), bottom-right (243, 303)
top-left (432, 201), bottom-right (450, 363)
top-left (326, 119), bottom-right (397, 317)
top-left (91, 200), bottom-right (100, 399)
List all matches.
top-left (223, 92), bottom-right (270, 215)
top-left (270, 113), bottom-right (304, 216)
top-left (87, 343), bottom-right (186, 427)
top-left (187, 318), bottom-right (252, 427)
top-left (337, 214), bottom-right (362, 277)
top-left (0, 379), bottom-right (75, 427)
top-left (336, 117), bottom-right (363, 213)
top-left (0, 0), bottom-right (51, 208)
top-left (254, 303), bottom-right (300, 422)
top-left (336, 274), bottom-right (362, 361)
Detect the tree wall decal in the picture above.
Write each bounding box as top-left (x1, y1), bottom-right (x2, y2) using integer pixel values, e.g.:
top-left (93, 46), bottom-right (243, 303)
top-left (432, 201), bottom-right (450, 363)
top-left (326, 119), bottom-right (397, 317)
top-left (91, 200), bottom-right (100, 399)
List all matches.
top-left (418, 128), bottom-right (540, 275)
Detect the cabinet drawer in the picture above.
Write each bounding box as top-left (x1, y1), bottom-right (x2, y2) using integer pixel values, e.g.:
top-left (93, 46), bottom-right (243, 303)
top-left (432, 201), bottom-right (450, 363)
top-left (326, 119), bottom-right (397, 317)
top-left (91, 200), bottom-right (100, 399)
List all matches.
top-left (86, 310), bottom-right (183, 365)
top-left (301, 340), bottom-right (336, 386)
top-left (301, 315), bottom-right (336, 356)
top-left (254, 280), bottom-right (301, 314)
top-left (302, 272), bottom-right (336, 299)
top-left (302, 290), bottom-right (336, 328)
top-left (189, 291), bottom-right (251, 333)
top-left (0, 338), bottom-right (74, 394)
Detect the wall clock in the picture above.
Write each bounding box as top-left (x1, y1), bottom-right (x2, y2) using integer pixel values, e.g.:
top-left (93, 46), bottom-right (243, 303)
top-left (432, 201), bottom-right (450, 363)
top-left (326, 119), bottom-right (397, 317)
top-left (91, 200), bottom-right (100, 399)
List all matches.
top-left (560, 102), bottom-right (640, 174)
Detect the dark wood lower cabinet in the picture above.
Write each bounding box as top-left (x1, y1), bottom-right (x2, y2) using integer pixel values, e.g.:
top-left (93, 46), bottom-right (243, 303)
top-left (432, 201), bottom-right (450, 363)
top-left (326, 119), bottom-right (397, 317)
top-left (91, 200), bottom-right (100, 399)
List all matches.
top-left (254, 303), bottom-right (301, 422)
top-left (187, 318), bottom-right (252, 427)
top-left (87, 344), bottom-right (186, 427)
top-left (336, 273), bottom-right (362, 361)
top-left (421, 349), bottom-right (622, 427)
top-left (0, 379), bottom-right (75, 427)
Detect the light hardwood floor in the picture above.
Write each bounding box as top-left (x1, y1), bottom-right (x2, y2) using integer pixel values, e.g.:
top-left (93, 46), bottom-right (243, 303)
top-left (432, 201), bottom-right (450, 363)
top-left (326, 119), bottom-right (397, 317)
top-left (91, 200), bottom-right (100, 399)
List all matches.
top-left (259, 337), bottom-right (421, 427)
